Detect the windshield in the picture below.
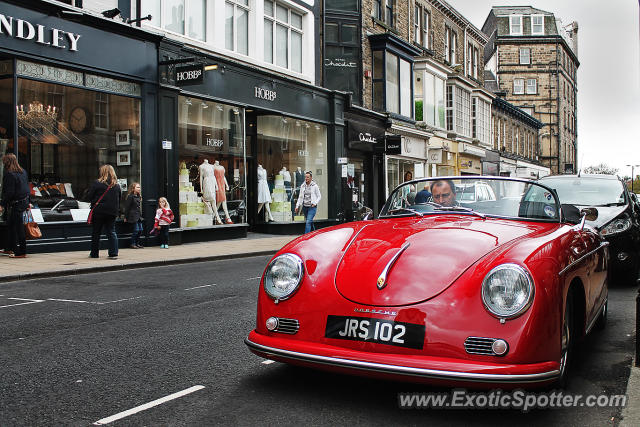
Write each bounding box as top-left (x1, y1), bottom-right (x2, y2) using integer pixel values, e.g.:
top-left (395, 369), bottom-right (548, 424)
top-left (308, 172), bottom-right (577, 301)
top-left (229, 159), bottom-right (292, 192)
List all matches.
top-left (380, 177), bottom-right (560, 222)
top-left (539, 177), bottom-right (626, 206)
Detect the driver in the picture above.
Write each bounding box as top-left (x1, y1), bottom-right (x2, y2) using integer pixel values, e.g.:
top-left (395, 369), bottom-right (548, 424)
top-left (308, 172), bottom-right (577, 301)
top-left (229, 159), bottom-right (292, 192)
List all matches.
top-left (430, 179), bottom-right (458, 207)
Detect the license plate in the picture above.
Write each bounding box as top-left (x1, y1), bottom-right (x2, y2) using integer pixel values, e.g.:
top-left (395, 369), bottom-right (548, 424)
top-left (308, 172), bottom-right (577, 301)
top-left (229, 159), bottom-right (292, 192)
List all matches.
top-left (325, 315), bottom-right (425, 350)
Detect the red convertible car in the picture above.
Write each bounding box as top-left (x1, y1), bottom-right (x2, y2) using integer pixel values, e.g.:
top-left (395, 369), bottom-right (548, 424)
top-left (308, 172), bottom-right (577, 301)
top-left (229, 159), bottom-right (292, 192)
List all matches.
top-left (245, 177), bottom-right (609, 388)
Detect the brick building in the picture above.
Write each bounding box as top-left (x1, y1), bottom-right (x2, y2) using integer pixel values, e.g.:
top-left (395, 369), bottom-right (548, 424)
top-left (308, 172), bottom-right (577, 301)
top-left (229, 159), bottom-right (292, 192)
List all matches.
top-left (323, 0), bottom-right (494, 215)
top-left (482, 6), bottom-right (579, 175)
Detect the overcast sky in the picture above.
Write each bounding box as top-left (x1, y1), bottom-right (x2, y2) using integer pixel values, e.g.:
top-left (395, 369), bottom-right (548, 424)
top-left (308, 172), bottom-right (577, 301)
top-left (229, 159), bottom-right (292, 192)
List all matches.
top-left (453, 0), bottom-right (640, 177)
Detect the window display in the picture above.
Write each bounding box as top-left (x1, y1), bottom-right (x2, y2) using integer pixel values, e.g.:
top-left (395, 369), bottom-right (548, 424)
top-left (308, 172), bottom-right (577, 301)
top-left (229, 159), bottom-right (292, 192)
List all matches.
top-left (11, 78), bottom-right (141, 222)
top-left (178, 97), bottom-right (246, 228)
top-left (257, 116), bottom-right (327, 223)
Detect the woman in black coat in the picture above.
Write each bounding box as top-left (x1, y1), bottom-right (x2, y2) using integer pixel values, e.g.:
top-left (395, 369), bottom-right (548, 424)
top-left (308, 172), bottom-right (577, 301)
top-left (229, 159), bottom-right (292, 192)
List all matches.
top-left (0, 154), bottom-right (30, 258)
top-left (87, 164), bottom-right (121, 259)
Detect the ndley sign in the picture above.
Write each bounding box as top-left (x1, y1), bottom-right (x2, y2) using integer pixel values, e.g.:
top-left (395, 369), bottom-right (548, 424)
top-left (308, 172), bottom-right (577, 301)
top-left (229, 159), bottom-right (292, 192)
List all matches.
top-left (175, 64), bottom-right (203, 86)
top-left (0, 13), bottom-right (81, 51)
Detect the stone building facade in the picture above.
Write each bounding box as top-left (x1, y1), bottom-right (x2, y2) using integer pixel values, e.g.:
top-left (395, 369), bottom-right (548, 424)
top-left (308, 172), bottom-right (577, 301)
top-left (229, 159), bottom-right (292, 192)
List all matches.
top-left (482, 6), bottom-right (579, 175)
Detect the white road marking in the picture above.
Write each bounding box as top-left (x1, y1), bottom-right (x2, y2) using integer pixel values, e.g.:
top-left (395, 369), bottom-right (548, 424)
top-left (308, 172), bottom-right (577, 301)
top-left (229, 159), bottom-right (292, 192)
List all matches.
top-left (96, 296), bottom-right (143, 305)
top-left (47, 299), bottom-right (91, 304)
top-left (261, 360), bottom-right (276, 365)
top-left (0, 298), bottom-right (44, 309)
top-left (245, 276), bottom-right (262, 281)
top-left (184, 284), bottom-right (216, 291)
top-left (92, 385), bottom-right (205, 425)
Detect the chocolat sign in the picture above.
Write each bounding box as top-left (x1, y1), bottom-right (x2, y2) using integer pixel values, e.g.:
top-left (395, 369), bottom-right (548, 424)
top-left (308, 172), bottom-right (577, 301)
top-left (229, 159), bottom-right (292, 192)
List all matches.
top-left (0, 13), bottom-right (81, 51)
top-left (175, 64), bottom-right (203, 86)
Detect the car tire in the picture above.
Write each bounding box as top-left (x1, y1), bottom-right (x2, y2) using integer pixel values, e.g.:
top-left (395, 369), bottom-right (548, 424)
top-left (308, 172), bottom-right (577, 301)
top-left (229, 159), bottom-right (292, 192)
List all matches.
top-left (555, 292), bottom-right (575, 389)
top-left (594, 298), bottom-right (607, 331)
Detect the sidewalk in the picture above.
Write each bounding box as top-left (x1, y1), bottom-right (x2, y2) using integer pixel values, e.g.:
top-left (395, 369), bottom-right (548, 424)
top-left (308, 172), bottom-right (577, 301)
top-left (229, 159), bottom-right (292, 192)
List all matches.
top-left (0, 233), bottom-right (296, 283)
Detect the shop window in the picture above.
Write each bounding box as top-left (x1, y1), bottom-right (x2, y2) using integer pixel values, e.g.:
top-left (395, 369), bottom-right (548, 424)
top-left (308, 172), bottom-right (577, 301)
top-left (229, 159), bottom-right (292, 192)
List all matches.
top-left (256, 116), bottom-right (327, 223)
top-left (15, 79), bottom-right (141, 223)
top-left (414, 4), bottom-right (430, 49)
top-left (143, 0), bottom-right (206, 41)
top-left (509, 15), bottom-right (522, 35)
top-left (226, 0), bottom-right (249, 55)
top-left (418, 71), bottom-right (445, 129)
top-left (444, 26), bottom-right (456, 65)
top-left (94, 92), bottom-right (109, 130)
top-left (372, 50), bottom-right (412, 117)
top-left (178, 97), bottom-right (246, 227)
top-left (324, 20), bottom-right (361, 104)
top-left (386, 157), bottom-right (425, 199)
top-left (326, 0), bottom-right (358, 12)
top-left (264, 1), bottom-right (303, 72)
top-left (373, 0), bottom-right (394, 27)
top-left (0, 76), bottom-right (14, 201)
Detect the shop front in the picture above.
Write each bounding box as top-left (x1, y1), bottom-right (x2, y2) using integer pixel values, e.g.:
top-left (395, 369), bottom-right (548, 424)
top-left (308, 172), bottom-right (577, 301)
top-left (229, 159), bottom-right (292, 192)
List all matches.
top-left (0, 1), bottom-right (159, 252)
top-left (158, 41), bottom-right (345, 238)
top-left (427, 137), bottom-right (458, 177)
top-left (458, 143), bottom-right (485, 176)
top-left (344, 107), bottom-right (387, 218)
top-left (384, 132), bottom-right (429, 199)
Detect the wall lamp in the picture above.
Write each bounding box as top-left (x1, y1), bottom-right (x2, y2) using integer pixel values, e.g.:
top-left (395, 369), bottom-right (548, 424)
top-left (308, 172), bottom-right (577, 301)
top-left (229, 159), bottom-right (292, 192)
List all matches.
top-left (127, 14), bottom-right (152, 25)
top-left (204, 64), bottom-right (218, 71)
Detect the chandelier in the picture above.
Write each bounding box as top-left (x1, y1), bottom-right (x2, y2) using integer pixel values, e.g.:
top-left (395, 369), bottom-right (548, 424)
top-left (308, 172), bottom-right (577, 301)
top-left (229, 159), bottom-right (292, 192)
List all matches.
top-left (16, 102), bottom-right (58, 131)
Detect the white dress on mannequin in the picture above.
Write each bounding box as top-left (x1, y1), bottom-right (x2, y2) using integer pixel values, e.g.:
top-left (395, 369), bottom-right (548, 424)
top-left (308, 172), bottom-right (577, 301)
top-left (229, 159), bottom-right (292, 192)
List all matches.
top-left (257, 165), bottom-right (271, 203)
top-left (199, 159), bottom-right (222, 223)
top-left (199, 160), bottom-right (217, 204)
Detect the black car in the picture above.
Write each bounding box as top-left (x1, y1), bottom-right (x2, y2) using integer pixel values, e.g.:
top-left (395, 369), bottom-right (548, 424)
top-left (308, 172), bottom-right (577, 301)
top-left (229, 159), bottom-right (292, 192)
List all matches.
top-left (538, 174), bottom-right (640, 284)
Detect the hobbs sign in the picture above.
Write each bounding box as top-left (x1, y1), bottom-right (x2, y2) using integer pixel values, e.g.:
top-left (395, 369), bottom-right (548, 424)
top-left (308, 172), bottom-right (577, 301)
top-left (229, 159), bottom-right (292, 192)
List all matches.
top-left (254, 86), bottom-right (276, 101)
top-left (175, 64), bottom-right (203, 86)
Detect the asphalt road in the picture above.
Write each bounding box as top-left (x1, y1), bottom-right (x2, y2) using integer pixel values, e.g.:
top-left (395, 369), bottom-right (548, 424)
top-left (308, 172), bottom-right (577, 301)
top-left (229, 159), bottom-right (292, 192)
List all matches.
top-left (0, 255), bottom-right (636, 426)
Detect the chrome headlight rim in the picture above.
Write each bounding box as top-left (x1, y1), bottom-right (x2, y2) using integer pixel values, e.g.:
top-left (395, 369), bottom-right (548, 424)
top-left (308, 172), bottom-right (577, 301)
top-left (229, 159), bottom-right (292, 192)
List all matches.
top-left (263, 253), bottom-right (304, 301)
top-left (600, 216), bottom-right (631, 237)
top-left (481, 263), bottom-right (535, 320)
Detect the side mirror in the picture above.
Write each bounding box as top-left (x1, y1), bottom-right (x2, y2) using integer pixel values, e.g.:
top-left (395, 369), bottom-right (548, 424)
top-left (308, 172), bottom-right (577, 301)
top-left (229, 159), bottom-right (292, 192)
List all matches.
top-left (580, 207), bottom-right (598, 222)
top-left (362, 211), bottom-right (372, 221)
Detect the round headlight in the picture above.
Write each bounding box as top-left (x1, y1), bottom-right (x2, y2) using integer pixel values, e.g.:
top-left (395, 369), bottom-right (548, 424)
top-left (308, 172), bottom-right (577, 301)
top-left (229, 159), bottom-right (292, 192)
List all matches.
top-left (481, 264), bottom-right (534, 319)
top-left (263, 254), bottom-right (304, 301)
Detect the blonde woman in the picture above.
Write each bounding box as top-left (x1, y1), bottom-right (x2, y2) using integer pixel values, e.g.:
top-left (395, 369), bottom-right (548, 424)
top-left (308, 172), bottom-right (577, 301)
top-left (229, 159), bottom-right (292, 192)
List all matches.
top-left (87, 164), bottom-right (121, 259)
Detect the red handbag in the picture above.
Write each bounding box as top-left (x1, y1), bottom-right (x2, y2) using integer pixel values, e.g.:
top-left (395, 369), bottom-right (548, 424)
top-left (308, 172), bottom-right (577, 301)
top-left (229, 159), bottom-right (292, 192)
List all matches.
top-left (87, 184), bottom-right (113, 224)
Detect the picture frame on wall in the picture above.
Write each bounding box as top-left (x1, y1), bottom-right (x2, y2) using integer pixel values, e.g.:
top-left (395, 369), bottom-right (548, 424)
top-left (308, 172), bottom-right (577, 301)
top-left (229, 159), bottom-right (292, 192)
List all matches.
top-left (115, 130), bottom-right (130, 146)
top-left (116, 150), bottom-right (131, 166)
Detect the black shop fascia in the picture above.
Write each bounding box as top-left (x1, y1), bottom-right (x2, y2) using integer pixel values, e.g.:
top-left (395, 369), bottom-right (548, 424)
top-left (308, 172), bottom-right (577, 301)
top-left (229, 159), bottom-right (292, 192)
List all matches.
top-left (0, 0), bottom-right (161, 253)
top-left (157, 41), bottom-right (348, 239)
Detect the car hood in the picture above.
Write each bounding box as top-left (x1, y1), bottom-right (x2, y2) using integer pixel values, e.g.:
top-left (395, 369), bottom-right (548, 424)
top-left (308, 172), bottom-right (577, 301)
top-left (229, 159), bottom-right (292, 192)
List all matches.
top-left (334, 217), bottom-right (538, 307)
top-left (578, 205), bottom-right (628, 229)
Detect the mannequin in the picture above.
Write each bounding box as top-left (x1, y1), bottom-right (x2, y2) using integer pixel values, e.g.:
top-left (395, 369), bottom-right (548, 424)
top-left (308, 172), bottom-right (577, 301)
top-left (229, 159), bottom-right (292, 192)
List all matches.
top-left (294, 167), bottom-right (304, 189)
top-left (214, 160), bottom-right (233, 224)
top-left (281, 166), bottom-right (292, 201)
top-left (257, 164), bottom-right (274, 222)
top-left (199, 159), bottom-right (222, 224)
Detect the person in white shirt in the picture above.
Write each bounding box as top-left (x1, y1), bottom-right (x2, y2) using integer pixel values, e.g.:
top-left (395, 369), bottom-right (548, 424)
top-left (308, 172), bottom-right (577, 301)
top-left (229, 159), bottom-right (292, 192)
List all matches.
top-left (295, 171), bottom-right (321, 234)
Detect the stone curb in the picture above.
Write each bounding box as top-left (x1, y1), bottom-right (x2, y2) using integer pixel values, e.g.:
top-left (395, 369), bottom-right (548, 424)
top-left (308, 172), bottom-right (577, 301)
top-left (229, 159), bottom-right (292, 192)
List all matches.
top-left (0, 249), bottom-right (277, 283)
